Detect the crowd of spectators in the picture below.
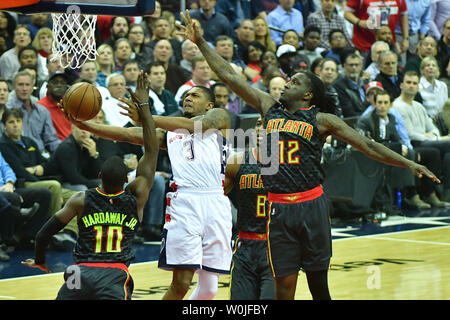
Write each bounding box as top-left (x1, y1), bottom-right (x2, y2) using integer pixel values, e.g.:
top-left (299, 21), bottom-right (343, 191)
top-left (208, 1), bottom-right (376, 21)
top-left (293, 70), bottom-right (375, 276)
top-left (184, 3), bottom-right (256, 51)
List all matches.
top-left (0, 0), bottom-right (450, 262)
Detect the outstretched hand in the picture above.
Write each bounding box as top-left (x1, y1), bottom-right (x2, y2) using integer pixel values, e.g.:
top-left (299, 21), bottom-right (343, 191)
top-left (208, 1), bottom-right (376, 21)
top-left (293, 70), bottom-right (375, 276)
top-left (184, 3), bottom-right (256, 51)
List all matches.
top-left (127, 70), bottom-right (150, 106)
top-left (409, 162), bottom-right (441, 184)
top-left (119, 71), bottom-right (151, 124)
top-left (177, 10), bottom-right (202, 44)
top-left (21, 258), bottom-right (51, 274)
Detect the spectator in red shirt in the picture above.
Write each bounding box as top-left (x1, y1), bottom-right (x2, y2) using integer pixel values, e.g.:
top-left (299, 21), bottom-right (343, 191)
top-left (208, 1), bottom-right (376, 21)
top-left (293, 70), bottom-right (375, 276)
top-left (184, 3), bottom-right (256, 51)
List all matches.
top-left (37, 72), bottom-right (70, 141)
top-left (344, 0), bottom-right (409, 55)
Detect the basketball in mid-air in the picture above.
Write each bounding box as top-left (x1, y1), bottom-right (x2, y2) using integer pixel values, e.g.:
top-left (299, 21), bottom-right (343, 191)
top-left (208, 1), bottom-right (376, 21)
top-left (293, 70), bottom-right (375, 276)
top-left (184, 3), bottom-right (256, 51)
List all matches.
top-left (63, 82), bottom-right (102, 121)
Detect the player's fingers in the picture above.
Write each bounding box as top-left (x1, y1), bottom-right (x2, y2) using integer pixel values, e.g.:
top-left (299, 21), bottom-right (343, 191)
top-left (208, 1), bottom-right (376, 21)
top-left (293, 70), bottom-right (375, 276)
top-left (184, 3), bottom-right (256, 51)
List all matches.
top-left (186, 9), bottom-right (192, 23)
top-left (180, 11), bottom-right (187, 24)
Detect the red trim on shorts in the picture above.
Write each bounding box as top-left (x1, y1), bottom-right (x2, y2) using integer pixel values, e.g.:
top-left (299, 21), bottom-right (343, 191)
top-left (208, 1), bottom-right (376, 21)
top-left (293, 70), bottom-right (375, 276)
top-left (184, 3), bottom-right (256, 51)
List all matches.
top-left (267, 185), bottom-right (323, 204)
top-left (238, 231), bottom-right (267, 240)
top-left (76, 262), bottom-right (129, 272)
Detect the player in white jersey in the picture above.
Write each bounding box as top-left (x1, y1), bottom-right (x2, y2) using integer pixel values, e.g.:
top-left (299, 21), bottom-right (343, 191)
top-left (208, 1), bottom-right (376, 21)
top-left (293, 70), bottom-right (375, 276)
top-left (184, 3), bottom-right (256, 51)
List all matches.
top-left (64, 76), bottom-right (232, 300)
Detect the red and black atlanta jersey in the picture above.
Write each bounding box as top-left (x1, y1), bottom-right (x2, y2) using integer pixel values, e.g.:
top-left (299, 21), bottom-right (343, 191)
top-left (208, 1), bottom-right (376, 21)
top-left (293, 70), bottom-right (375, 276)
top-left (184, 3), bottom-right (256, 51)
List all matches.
top-left (73, 187), bottom-right (140, 265)
top-left (234, 149), bottom-right (268, 234)
top-left (261, 102), bottom-right (324, 194)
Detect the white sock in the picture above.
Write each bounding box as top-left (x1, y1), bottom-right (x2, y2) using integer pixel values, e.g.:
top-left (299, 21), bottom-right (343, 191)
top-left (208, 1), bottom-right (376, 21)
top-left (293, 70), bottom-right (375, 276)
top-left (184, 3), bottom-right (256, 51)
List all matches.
top-left (188, 270), bottom-right (219, 300)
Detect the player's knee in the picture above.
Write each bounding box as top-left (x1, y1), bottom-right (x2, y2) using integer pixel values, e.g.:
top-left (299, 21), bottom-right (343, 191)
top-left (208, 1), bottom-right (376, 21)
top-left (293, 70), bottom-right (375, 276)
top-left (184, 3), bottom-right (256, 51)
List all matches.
top-left (197, 285), bottom-right (217, 300)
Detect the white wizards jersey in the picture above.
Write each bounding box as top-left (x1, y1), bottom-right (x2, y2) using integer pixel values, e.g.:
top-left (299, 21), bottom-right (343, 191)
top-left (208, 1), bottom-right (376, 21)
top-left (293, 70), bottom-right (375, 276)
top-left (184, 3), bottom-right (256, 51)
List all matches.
top-left (166, 130), bottom-right (229, 189)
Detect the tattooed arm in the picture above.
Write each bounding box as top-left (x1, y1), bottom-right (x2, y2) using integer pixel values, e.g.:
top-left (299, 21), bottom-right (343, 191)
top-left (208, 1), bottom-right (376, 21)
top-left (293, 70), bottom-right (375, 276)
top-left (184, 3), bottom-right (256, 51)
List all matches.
top-left (317, 112), bottom-right (440, 182)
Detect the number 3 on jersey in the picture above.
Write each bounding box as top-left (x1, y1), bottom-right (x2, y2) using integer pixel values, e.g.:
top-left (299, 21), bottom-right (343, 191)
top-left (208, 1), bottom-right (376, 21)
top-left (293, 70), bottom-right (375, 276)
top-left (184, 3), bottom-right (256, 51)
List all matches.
top-left (93, 226), bottom-right (123, 253)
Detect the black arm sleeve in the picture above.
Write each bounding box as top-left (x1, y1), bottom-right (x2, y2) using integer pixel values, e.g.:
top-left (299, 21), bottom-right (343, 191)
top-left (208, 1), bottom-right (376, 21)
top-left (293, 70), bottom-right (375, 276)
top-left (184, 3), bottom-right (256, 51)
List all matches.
top-left (34, 216), bottom-right (67, 265)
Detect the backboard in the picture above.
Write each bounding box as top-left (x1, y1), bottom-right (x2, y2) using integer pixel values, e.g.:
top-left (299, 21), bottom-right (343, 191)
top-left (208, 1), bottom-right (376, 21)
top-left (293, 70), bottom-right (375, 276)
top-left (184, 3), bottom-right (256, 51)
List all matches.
top-left (1, 0), bottom-right (155, 16)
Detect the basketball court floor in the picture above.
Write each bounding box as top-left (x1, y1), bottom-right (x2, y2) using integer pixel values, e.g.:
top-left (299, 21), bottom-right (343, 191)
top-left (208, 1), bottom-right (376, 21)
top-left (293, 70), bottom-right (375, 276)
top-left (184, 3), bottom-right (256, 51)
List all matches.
top-left (1, 206), bottom-right (449, 300)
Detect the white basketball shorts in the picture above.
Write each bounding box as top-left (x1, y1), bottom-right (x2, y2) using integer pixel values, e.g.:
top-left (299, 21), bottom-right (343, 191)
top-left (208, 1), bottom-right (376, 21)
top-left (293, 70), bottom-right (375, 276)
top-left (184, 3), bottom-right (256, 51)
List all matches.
top-left (158, 187), bottom-right (233, 274)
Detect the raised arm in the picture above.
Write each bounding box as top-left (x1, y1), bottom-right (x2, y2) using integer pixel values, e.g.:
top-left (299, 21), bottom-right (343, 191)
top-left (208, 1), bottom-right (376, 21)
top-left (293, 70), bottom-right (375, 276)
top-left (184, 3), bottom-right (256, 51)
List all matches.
top-left (178, 10), bottom-right (276, 116)
top-left (317, 112), bottom-right (440, 182)
top-left (125, 72), bottom-right (159, 217)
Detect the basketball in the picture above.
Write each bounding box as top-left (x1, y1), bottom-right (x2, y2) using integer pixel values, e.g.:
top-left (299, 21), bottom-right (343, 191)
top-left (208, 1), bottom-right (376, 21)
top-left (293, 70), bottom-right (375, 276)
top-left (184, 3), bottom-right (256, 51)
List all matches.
top-left (63, 82), bottom-right (102, 121)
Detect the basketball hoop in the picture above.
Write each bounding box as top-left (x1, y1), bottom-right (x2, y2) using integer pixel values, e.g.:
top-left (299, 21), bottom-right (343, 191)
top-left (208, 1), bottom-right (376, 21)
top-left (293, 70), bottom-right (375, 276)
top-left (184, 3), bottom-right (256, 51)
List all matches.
top-left (51, 5), bottom-right (97, 69)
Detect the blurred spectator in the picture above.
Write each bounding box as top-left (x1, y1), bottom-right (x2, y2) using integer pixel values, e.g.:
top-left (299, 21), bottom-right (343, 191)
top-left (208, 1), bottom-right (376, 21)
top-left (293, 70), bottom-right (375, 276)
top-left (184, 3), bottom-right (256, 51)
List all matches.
top-left (189, 0), bottom-right (236, 44)
top-left (436, 18), bottom-right (450, 76)
top-left (253, 15), bottom-right (277, 53)
top-left (180, 39), bottom-right (201, 79)
top-left (365, 41), bottom-right (390, 80)
top-left (243, 41), bottom-right (266, 81)
top-left (216, 0), bottom-right (266, 29)
top-left (344, 0), bottom-right (409, 56)
top-left (0, 151), bottom-right (50, 252)
top-left (394, 0), bottom-right (431, 67)
top-left (147, 61), bottom-right (179, 116)
top-left (320, 29), bottom-right (347, 65)
top-left (128, 23), bottom-right (154, 70)
top-left (392, 71), bottom-right (450, 206)
top-left (375, 50), bottom-right (404, 100)
top-left (334, 53), bottom-right (366, 117)
top-left (318, 58), bottom-right (340, 112)
top-left (405, 36), bottom-right (438, 74)
top-left (440, 55), bottom-right (450, 92)
top-left (78, 61), bottom-right (110, 100)
top-left (251, 63), bottom-right (283, 93)
top-left (235, 19), bottom-right (256, 62)
top-left (103, 74), bottom-right (130, 127)
top-left (104, 17), bottom-right (130, 47)
top-left (0, 25), bottom-right (32, 81)
top-left (121, 59), bottom-right (140, 91)
top-left (113, 38), bottom-right (134, 72)
top-left (429, 0), bottom-right (450, 40)
top-left (211, 82), bottom-right (238, 129)
top-left (298, 25), bottom-right (324, 65)
top-left (215, 35), bottom-right (246, 68)
top-left (282, 29), bottom-right (301, 50)
top-left (6, 71), bottom-right (60, 155)
top-left (18, 46), bottom-right (38, 75)
top-left (268, 76), bottom-right (286, 100)
top-left (37, 52), bottom-right (66, 99)
top-left (25, 13), bottom-right (50, 39)
top-left (47, 124), bottom-right (102, 191)
top-left (419, 56), bottom-right (448, 119)
top-left (357, 90), bottom-right (432, 210)
top-left (361, 81), bottom-right (413, 149)
top-left (143, 1), bottom-right (162, 42)
top-left (95, 44), bottom-right (116, 88)
top-left (148, 17), bottom-right (183, 64)
top-left (38, 72), bottom-right (71, 141)
top-left (0, 78), bottom-right (9, 128)
top-left (0, 108), bottom-right (79, 237)
top-left (153, 39), bottom-right (189, 95)
top-left (306, 0), bottom-right (353, 50)
top-left (374, 25), bottom-right (401, 58)
top-left (175, 56), bottom-right (214, 104)
top-left (31, 27), bottom-right (52, 81)
top-left (276, 44), bottom-right (297, 78)
top-left (0, 11), bottom-right (16, 56)
top-left (266, 0), bottom-right (304, 46)
top-left (289, 54), bottom-right (311, 76)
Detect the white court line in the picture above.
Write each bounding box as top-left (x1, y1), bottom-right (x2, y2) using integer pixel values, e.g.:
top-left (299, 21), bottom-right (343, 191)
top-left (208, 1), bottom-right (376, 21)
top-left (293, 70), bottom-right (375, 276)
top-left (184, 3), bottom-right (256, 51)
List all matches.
top-left (333, 225), bottom-right (450, 242)
top-left (0, 295), bottom-right (16, 299)
top-left (2, 227), bottom-right (449, 282)
top-left (366, 236), bottom-right (450, 246)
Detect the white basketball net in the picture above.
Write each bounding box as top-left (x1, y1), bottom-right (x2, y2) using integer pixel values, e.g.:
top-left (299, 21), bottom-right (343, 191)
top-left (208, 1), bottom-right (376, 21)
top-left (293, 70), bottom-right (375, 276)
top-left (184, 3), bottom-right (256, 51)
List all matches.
top-left (51, 10), bottom-right (97, 69)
